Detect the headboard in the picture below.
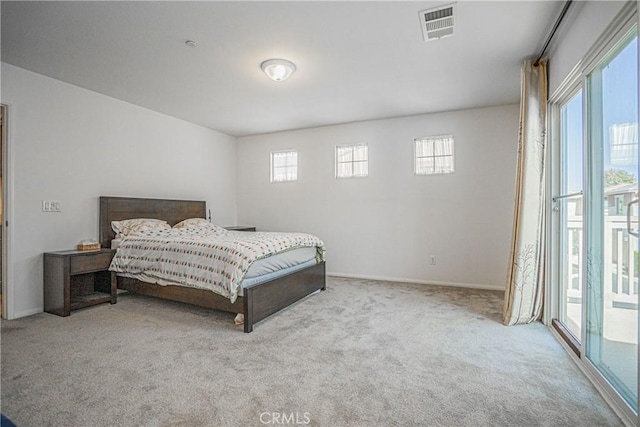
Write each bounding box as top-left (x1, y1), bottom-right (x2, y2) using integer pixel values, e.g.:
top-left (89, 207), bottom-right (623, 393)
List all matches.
top-left (99, 196), bottom-right (206, 248)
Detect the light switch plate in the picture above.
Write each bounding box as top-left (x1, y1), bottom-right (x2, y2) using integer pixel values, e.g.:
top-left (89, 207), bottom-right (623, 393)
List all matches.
top-left (42, 200), bottom-right (62, 212)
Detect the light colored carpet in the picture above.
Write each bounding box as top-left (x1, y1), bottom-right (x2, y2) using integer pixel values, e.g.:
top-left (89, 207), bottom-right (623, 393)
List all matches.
top-left (1, 277), bottom-right (623, 426)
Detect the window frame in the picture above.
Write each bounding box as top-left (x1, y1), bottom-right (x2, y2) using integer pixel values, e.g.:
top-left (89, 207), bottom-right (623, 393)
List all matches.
top-left (335, 144), bottom-right (369, 179)
top-left (413, 135), bottom-right (455, 176)
top-left (270, 150), bottom-right (298, 183)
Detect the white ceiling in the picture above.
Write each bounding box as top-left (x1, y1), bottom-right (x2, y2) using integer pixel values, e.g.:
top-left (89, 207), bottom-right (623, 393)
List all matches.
top-left (1, 1), bottom-right (561, 137)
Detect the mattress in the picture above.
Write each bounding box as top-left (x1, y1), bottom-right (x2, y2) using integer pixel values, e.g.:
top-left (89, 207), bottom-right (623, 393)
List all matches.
top-left (245, 246), bottom-right (317, 279)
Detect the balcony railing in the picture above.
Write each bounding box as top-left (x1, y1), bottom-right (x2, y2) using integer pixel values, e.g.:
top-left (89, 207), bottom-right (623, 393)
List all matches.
top-left (567, 216), bottom-right (639, 309)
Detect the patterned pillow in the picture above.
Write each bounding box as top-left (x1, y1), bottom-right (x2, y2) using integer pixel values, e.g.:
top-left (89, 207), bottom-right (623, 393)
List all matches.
top-left (111, 218), bottom-right (170, 236)
top-left (172, 218), bottom-right (210, 229)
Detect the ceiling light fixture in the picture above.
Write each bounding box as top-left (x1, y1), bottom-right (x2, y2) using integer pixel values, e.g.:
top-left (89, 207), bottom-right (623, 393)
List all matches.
top-left (261, 59), bottom-right (296, 82)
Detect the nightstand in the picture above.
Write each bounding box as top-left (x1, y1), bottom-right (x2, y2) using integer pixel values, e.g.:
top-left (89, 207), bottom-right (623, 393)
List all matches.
top-left (43, 248), bottom-right (117, 316)
top-left (224, 226), bottom-right (256, 232)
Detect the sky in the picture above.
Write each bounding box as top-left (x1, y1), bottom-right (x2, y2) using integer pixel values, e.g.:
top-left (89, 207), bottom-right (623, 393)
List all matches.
top-left (564, 34), bottom-right (638, 193)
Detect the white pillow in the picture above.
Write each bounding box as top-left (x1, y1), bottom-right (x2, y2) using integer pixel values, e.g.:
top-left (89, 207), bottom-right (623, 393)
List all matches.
top-left (172, 218), bottom-right (210, 229)
top-left (111, 218), bottom-right (170, 236)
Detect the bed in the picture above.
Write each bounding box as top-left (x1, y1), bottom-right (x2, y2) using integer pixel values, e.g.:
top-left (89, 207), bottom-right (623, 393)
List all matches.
top-left (99, 196), bottom-right (326, 332)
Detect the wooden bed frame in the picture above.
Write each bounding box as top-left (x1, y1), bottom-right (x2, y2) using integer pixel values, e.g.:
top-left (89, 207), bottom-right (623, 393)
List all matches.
top-left (99, 196), bottom-right (326, 332)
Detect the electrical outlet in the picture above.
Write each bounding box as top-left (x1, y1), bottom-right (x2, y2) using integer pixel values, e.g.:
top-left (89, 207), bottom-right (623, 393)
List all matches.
top-left (430, 255), bottom-right (436, 265)
top-left (42, 200), bottom-right (62, 212)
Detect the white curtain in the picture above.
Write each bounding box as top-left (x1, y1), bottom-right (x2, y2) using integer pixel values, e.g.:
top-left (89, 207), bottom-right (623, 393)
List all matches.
top-left (503, 59), bottom-right (548, 326)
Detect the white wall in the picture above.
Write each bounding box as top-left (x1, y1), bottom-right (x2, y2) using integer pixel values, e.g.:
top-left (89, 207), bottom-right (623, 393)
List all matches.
top-left (237, 105), bottom-right (519, 290)
top-left (1, 63), bottom-right (237, 318)
top-left (548, 1), bottom-right (626, 95)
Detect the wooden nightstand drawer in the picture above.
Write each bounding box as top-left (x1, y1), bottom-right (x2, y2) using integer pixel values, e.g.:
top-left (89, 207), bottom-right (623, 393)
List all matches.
top-left (70, 251), bottom-right (113, 274)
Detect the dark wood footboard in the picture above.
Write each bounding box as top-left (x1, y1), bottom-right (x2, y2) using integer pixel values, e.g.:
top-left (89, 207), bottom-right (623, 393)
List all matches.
top-left (243, 261), bottom-right (326, 332)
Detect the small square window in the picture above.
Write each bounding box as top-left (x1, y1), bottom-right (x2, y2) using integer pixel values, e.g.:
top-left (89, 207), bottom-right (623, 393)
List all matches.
top-left (336, 144), bottom-right (368, 178)
top-left (414, 135), bottom-right (454, 175)
top-left (270, 150), bottom-right (297, 182)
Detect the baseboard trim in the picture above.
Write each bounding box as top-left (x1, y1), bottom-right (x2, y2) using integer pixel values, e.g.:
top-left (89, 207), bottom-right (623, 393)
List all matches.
top-left (11, 307), bottom-right (43, 319)
top-left (326, 272), bottom-right (505, 291)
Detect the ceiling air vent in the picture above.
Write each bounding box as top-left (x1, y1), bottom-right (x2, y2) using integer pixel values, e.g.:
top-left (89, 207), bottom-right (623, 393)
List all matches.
top-left (419, 3), bottom-right (456, 42)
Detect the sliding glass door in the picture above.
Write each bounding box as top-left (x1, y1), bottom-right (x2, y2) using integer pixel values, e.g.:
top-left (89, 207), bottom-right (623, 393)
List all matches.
top-left (585, 30), bottom-right (638, 410)
top-left (550, 17), bottom-right (638, 421)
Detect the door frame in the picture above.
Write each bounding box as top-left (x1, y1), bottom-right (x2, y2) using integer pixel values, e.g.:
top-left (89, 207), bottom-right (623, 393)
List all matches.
top-left (547, 3), bottom-right (638, 424)
top-left (1, 102), bottom-right (15, 320)
top-left (546, 77), bottom-right (584, 353)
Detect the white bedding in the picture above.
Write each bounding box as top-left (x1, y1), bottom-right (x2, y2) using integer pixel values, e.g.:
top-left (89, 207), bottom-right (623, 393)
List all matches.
top-left (116, 246), bottom-right (318, 296)
top-left (109, 224), bottom-right (325, 303)
top-left (113, 240), bottom-right (316, 278)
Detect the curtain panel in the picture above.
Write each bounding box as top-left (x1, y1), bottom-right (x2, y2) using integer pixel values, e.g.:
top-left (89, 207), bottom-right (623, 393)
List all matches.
top-left (503, 59), bottom-right (548, 326)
